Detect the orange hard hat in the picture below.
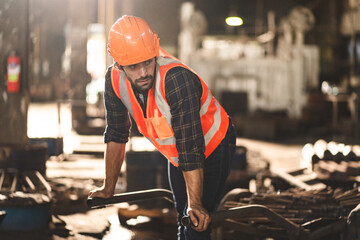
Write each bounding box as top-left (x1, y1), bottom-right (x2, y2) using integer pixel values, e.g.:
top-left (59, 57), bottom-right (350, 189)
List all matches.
top-left (108, 15), bottom-right (159, 66)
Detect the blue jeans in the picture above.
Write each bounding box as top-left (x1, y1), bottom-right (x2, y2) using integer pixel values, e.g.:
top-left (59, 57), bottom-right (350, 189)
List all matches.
top-left (168, 121), bottom-right (236, 240)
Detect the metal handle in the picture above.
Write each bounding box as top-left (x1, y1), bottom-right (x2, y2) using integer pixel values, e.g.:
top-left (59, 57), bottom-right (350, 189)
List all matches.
top-left (181, 215), bottom-right (193, 227)
top-left (181, 204), bottom-right (303, 236)
top-left (87, 188), bottom-right (173, 209)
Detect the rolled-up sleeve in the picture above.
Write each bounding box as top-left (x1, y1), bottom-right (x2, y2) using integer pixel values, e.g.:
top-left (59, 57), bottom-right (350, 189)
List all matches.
top-left (103, 66), bottom-right (131, 143)
top-left (165, 67), bottom-right (205, 171)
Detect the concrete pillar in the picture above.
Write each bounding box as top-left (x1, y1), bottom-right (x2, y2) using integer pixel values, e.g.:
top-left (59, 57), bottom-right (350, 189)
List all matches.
top-left (66, 0), bottom-right (93, 128)
top-left (0, 0), bottom-right (30, 145)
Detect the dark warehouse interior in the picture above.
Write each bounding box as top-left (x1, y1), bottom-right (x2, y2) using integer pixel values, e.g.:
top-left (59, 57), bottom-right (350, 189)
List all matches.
top-left (1, 0), bottom-right (360, 239)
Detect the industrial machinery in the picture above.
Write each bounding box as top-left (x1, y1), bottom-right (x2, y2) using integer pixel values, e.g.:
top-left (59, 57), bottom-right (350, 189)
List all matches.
top-left (87, 138), bottom-right (360, 239)
top-left (87, 186), bottom-right (359, 240)
top-left (187, 6), bottom-right (319, 119)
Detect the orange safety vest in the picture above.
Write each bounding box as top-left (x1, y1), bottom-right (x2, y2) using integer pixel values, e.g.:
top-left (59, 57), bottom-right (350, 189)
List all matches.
top-left (110, 50), bottom-right (229, 167)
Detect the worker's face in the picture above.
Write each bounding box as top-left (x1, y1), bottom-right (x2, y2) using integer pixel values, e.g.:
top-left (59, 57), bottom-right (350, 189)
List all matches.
top-left (122, 58), bottom-right (156, 92)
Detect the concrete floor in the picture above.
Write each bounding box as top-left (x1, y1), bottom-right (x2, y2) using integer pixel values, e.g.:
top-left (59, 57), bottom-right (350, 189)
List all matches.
top-left (12, 102), bottom-right (308, 240)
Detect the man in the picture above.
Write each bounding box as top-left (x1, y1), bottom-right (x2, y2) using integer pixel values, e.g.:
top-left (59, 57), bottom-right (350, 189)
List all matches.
top-left (89, 15), bottom-right (236, 240)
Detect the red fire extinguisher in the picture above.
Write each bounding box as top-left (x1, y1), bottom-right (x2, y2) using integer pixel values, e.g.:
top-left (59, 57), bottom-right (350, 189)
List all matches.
top-left (7, 51), bottom-right (21, 93)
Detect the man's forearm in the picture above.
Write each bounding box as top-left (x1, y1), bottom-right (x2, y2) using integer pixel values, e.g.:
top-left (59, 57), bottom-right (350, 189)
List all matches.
top-left (183, 168), bottom-right (204, 206)
top-left (183, 167), bottom-right (211, 231)
top-left (103, 141), bottom-right (126, 195)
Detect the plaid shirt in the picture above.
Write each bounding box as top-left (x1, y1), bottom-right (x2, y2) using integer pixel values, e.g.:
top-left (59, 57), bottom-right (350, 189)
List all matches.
top-left (103, 66), bottom-right (205, 171)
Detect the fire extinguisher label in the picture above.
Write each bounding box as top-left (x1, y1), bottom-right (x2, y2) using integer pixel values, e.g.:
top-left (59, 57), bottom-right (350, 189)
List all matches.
top-left (7, 52), bottom-right (21, 93)
top-left (8, 64), bottom-right (20, 82)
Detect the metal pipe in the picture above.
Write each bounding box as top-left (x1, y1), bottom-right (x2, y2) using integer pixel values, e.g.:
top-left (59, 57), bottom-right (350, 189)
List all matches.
top-left (35, 171), bottom-right (52, 193)
top-left (24, 175), bottom-right (35, 190)
top-left (10, 172), bottom-right (17, 192)
top-left (87, 188), bottom-right (174, 209)
top-left (222, 219), bottom-right (290, 239)
top-left (0, 169), bottom-right (5, 190)
top-left (181, 204), bottom-right (308, 237)
top-left (308, 219), bottom-right (347, 240)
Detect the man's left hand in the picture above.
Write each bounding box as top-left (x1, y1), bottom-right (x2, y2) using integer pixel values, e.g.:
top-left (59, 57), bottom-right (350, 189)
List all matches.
top-left (186, 204), bottom-right (211, 232)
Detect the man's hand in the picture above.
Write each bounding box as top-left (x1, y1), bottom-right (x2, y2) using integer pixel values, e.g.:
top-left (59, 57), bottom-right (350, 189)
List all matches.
top-left (88, 186), bottom-right (113, 199)
top-left (187, 204), bottom-right (211, 232)
top-left (182, 168), bottom-right (211, 232)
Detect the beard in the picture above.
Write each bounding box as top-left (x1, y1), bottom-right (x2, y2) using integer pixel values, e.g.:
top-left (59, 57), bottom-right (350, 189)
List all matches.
top-left (128, 75), bottom-right (155, 92)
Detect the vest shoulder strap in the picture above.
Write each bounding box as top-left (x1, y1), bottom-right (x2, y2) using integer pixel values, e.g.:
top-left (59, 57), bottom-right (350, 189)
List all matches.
top-left (110, 66), bottom-right (121, 100)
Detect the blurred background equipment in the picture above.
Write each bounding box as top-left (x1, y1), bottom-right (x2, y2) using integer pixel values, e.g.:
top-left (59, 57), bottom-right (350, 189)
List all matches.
top-left (1, 0), bottom-right (360, 239)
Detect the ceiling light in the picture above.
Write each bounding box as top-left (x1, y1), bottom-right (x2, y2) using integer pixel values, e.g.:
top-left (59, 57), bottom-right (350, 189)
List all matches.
top-left (225, 16), bottom-right (243, 26)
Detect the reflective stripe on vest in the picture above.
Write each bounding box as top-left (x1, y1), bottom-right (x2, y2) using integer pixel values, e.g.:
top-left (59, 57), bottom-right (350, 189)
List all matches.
top-left (111, 54), bottom-right (229, 167)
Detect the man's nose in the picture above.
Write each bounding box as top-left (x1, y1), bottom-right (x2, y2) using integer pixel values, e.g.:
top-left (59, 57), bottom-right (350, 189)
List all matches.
top-left (139, 64), bottom-right (148, 77)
